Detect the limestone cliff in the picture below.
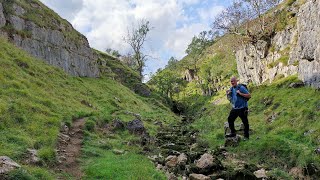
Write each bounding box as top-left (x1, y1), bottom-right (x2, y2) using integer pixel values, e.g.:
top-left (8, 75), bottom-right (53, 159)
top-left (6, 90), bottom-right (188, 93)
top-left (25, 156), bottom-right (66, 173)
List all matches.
top-left (0, 0), bottom-right (99, 77)
top-left (236, 0), bottom-right (320, 88)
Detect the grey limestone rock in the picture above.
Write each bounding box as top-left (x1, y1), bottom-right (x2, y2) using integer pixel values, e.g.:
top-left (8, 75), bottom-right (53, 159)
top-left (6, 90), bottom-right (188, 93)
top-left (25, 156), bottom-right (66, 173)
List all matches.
top-left (236, 1), bottom-right (320, 88)
top-left (0, 156), bottom-right (21, 174)
top-left (296, 0), bottom-right (320, 88)
top-left (189, 173), bottom-right (211, 180)
top-left (0, 3), bottom-right (5, 28)
top-left (0, 3), bottom-right (100, 78)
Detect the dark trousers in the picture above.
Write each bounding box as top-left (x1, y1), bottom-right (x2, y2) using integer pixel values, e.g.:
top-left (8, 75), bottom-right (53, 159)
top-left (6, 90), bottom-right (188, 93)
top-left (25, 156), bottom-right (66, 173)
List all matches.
top-left (228, 107), bottom-right (249, 138)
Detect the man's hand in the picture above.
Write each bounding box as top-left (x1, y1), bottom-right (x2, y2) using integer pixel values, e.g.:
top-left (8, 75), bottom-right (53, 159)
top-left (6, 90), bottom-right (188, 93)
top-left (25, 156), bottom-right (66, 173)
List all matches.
top-left (226, 90), bottom-right (231, 95)
top-left (236, 90), bottom-right (241, 94)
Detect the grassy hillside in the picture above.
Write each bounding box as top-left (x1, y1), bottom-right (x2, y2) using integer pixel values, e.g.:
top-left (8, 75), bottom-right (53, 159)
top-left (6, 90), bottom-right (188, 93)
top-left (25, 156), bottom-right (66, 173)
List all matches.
top-left (190, 76), bottom-right (320, 178)
top-left (0, 37), bottom-right (177, 179)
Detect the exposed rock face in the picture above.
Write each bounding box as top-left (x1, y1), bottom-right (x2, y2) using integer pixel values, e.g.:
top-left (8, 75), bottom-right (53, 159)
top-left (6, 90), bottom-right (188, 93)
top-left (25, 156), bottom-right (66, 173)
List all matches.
top-left (0, 2), bottom-right (99, 77)
top-left (236, 29), bottom-right (298, 85)
top-left (296, 0), bottom-right (320, 88)
top-left (0, 3), bottom-right (5, 28)
top-left (236, 1), bottom-right (320, 88)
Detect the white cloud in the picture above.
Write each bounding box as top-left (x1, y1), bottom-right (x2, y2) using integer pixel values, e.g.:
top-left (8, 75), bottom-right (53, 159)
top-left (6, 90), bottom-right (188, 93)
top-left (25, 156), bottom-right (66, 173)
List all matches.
top-left (39, 0), bottom-right (230, 76)
top-left (165, 23), bottom-right (208, 59)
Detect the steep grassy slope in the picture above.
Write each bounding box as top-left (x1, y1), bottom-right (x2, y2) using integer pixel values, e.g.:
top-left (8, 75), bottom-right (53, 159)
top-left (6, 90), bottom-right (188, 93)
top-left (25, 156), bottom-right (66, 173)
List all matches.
top-left (0, 37), bottom-right (176, 179)
top-left (191, 76), bottom-right (320, 178)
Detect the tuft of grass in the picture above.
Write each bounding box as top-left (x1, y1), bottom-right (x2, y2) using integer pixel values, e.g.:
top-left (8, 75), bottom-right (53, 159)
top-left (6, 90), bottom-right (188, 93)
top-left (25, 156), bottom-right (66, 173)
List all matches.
top-left (268, 56), bottom-right (289, 68)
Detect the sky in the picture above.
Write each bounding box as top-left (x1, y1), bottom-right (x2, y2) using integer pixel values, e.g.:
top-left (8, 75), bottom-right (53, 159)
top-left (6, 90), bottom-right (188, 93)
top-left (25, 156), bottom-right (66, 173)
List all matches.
top-left (39, 0), bottom-right (232, 80)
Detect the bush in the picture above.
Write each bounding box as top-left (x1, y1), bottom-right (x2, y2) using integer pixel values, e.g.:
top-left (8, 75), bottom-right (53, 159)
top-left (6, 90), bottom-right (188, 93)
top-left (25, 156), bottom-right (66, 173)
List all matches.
top-left (7, 169), bottom-right (33, 180)
top-left (85, 120), bottom-right (96, 131)
top-left (38, 147), bottom-right (56, 166)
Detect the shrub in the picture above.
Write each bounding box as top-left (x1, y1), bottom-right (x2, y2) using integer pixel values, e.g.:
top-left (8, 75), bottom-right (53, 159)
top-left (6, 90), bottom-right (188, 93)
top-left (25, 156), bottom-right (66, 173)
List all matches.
top-left (38, 147), bottom-right (56, 166)
top-left (85, 120), bottom-right (96, 132)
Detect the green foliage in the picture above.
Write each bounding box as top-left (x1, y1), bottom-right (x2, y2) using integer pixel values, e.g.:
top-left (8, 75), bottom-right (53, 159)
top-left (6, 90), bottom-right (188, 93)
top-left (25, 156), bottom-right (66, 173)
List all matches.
top-left (85, 119), bottom-right (96, 132)
top-left (7, 169), bottom-right (33, 180)
top-left (268, 56), bottom-right (289, 68)
top-left (38, 147), bottom-right (56, 166)
top-left (149, 69), bottom-right (183, 99)
top-left (286, 0), bottom-right (297, 6)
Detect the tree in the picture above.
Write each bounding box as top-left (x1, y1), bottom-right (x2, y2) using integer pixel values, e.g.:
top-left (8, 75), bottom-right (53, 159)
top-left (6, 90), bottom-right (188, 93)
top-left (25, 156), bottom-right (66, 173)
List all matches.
top-left (124, 19), bottom-right (151, 81)
top-left (149, 69), bottom-right (182, 99)
top-left (166, 57), bottom-right (178, 69)
top-left (212, 1), bottom-right (248, 36)
top-left (106, 48), bottom-right (121, 57)
top-left (185, 30), bottom-right (216, 70)
top-left (212, 0), bottom-right (282, 42)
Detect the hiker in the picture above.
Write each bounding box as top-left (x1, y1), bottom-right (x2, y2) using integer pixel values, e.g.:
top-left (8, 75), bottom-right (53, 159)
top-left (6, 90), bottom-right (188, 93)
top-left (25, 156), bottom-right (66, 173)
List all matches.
top-left (226, 77), bottom-right (251, 139)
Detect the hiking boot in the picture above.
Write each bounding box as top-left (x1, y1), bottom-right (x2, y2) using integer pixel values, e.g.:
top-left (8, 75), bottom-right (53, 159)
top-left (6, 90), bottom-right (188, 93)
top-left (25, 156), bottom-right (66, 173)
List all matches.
top-left (225, 133), bottom-right (236, 138)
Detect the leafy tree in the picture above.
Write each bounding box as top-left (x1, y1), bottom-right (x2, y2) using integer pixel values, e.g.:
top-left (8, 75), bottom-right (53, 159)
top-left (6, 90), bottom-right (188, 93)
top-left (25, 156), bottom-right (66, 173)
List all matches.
top-left (166, 57), bottom-right (179, 69)
top-left (149, 69), bottom-right (182, 99)
top-left (185, 30), bottom-right (217, 70)
top-left (124, 19), bottom-right (151, 81)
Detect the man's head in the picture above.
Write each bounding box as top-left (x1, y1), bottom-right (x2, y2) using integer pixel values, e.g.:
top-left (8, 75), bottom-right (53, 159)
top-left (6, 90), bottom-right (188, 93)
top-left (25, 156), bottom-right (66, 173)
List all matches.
top-left (230, 77), bottom-right (238, 87)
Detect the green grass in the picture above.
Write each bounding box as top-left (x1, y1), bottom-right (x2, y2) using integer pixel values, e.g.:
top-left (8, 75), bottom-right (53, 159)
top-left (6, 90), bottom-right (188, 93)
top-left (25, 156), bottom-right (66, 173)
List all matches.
top-left (191, 76), bottom-right (320, 175)
top-left (0, 37), bottom-right (177, 178)
top-left (82, 131), bottom-right (166, 180)
top-left (268, 56), bottom-right (289, 68)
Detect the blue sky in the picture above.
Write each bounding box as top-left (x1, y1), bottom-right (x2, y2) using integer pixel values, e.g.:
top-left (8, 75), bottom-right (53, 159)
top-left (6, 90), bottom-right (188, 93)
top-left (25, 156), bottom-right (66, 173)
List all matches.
top-left (40, 0), bottom-right (232, 80)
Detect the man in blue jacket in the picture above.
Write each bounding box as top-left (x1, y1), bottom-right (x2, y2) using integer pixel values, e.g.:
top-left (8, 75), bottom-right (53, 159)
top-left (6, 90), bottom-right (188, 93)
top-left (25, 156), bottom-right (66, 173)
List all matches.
top-left (226, 77), bottom-right (251, 139)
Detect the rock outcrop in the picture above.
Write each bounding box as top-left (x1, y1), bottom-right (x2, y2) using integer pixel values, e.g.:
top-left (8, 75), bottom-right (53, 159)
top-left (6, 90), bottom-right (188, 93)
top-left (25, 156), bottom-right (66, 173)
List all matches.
top-left (236, 0), bottom-right (320, 88)
top-left (0, 1), bottom-right (99, 77)
top-left (296, 0), bottom-right (320, 88)
top-left (0, 156), bottom-right (21, 174)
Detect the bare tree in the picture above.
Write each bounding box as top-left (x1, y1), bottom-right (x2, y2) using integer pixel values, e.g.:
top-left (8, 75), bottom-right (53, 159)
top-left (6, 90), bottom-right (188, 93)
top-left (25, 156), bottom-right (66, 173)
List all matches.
top-left (212, 0), bottom-right (282, 42)
top-left (124, 19), bottom-right (151, 81)
top-left (212, 1), bottom-right (248, 35)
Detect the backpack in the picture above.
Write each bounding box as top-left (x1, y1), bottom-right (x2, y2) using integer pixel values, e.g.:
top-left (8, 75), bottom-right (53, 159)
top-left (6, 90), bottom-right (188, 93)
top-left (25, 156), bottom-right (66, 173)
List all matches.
top-left (234, 84), bottom-right (251, 101)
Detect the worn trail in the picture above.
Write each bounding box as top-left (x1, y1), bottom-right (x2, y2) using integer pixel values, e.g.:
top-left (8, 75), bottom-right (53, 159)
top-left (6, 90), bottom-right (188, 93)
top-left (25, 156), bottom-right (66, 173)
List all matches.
top-left (56, 118), bottom-right (86, 179)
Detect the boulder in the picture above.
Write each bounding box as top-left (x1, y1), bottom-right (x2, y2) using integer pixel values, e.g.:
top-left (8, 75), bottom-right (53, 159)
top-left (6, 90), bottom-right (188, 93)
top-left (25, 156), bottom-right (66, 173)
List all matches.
top-left (177, 153), bottom-right (188, 166)
top-left (111, 119), bottom-right (125, 131)
top-left (189, 173), bottom-right (211, 180)
top-left (0, 156), bottom-right (21, 174)
top-left (25, 149), bottom-right (40, 165)
top-left (254, 168), bottom-right (268, 179)
top-left (289, 167), bottom-right (305, 179)
top-left (166, 172), bottom-right (178, 180)
top-left (195, 153), bottom-right (219, 174)
top-left (165, 155), bottom-right (178, 168)
top-left (225, 135), bottom-right (241, 147)
top-left (127, 119), bottom-right (145, 135)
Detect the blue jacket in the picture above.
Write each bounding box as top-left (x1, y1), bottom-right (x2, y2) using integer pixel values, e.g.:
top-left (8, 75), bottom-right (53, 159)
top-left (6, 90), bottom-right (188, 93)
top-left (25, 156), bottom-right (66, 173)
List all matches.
top-left (228, 85), bottom-right (249, 109)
